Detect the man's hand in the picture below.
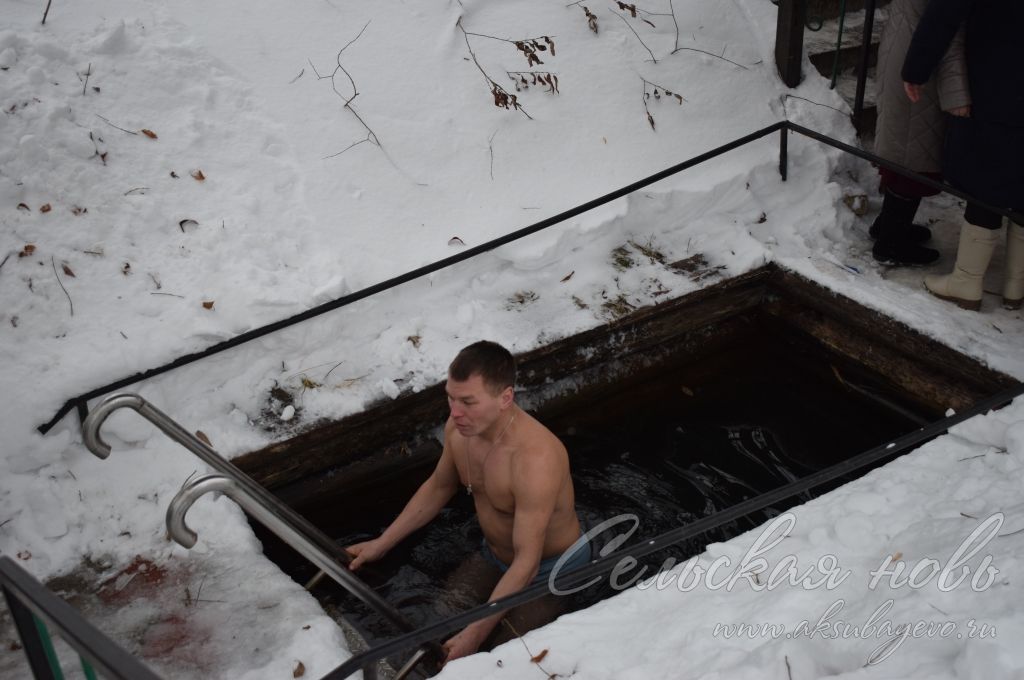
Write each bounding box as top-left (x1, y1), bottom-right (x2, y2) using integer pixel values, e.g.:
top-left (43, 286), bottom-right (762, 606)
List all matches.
top-left (947, 105), bottom-right (971, 117)
top-left (345, 538), bottom-right (389, 571)
top-left (903, 81), bottom-right (924, 103)
top-left (442, 626), bottom-right (488, 665)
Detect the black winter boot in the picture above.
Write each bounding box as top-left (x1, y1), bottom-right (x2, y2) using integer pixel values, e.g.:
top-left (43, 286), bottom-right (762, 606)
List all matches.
top-left (871, 191), bottom-right (939, 266)
top-left (868, 191), bottom-right (933, 243)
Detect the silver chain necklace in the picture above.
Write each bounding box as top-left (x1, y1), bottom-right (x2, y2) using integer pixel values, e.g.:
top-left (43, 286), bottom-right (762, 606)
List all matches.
top-left (465, 412), bottom-right (516, 496)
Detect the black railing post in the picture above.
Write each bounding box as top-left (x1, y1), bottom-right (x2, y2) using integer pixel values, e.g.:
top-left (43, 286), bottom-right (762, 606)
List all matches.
top-left (853, 0), bottom-right (877, 133)
top-left (779, 124), bottom-right (789, 181)
top-left (774, 0), bottom-right (805, 88)
top-left (2, 586), bottom-right (60, 680)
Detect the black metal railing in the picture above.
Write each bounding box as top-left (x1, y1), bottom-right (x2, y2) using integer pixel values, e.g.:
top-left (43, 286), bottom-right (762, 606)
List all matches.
top-left (1, 556), bottom-right (162, 680)
top-left (38, 120), bottom-right (1022, 436)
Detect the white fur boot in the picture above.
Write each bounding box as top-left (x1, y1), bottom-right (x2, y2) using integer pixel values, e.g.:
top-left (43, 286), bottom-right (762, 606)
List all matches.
top-left (1003, 222), bottom-right (1024, 310)
top-left (924, 221), bottom-right (1000, 311)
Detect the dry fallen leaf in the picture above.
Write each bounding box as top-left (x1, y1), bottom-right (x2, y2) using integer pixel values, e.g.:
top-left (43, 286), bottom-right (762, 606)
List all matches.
top-left (530, 649), bottom-right (548, 664)
top-left (293, 661), bottom-right (305, 678)
top-left (202, 300), bottom-right (215, 310)
top-left (17, 203), bottom-right (30, 211)
top-left (39, 203), bottom-right (52, 213)
top-left (19, 244), bottom-right (36, 258)
top-left (195, 431), bottom-right (212, 446)
top-left (122, 262), bottom-right (131, 275)
top-left (448, 236), bottom-right (465, 246)
top-left (17, 551), bottom-right (31, 560)
top-left (170, 171), bottom-right (179, 178)
top-left (190, 169), bottom-right (206, 181)
top-left (71, 206), bottom-right (87, 216)
top-left (141, 129), bottom-right (158, 139)
top-left (892, 551), bottom-right (903, 561)
top-left (407, 335), bottom-right (422, 349)
top-left (62, 263), bottom-right (76, 278)
top-left (560, 270), bottom-right (575, 283)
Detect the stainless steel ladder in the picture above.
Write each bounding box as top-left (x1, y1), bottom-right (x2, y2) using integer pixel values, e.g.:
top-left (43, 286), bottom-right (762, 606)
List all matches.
top-left (82, 393), bottom-right (438, 679)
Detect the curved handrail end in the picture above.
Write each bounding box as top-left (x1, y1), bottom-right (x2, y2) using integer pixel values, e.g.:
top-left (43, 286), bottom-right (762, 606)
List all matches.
top-left (81, 393), bottom-right (147, 459)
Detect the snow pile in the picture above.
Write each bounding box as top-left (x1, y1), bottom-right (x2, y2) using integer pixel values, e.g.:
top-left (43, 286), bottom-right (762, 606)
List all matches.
top-left (1, 0), bottom-right (1022, 678)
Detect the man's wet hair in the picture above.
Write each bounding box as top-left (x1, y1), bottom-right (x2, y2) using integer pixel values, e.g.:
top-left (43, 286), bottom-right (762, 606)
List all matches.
top-left (449, 341), bottom-right (516, 395)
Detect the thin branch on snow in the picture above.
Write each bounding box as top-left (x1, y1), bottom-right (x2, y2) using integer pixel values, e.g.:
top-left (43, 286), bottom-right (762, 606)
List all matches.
top-left (96, 114), bottom-right (138, 135)
top-left (670, 45), bottom-right (749, 70)
top-left (457, 18), bottom-right (533, 120)
top-left (309, 21), bottom-right (386, 156)
top-left (51, 256), bottom-right (73, 317)
top-left (611, 7), bottom-right (657, 62)
top-left (488, 128), bottom-right (499, 180)
top-left (668, 0), bottom-right (681, 52)
top-left (41, 0), bottom-right (53, 24)
top-left (81, 63), bottom-right (92, 96)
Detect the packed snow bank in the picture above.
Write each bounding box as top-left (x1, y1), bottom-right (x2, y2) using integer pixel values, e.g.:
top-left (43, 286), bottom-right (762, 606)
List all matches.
top-left (1, 0), bottom-right (1022, 678)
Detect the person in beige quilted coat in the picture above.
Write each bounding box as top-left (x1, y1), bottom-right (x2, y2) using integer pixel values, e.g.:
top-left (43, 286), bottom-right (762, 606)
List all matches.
top-left (871, 0), bottom-right (970, 266)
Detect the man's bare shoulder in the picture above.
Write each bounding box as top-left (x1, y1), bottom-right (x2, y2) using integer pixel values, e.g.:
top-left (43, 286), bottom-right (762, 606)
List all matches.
top-left (512, 411), bottom-right (567, 462)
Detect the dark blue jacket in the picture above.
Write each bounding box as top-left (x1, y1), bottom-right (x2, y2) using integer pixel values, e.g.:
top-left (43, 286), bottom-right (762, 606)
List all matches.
top-left (902, 0), bottom-right (1023, 210)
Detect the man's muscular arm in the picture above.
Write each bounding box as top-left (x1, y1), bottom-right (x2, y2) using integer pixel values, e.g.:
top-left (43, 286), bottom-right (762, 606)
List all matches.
top-left (443, 444), bottom-right (564, 662)
top-left (347, 421), bottom-right (461, 570)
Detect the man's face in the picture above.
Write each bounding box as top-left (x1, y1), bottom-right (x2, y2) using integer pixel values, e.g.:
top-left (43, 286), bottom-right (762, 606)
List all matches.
top-left (446, 373), bottom-right (510, 437)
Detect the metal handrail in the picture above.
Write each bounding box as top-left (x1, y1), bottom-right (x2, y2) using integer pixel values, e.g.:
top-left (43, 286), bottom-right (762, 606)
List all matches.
top-left (1, 556), bottom-right (163, 680)
top-left (81, 393), bottom-right (442, 669)
top-left (166, 474), bottom-right (435, 679)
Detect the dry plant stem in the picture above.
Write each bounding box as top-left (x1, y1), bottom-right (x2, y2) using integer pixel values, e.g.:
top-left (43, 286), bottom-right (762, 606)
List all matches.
top-left (461, 29), bottom-right (552, 45)
top-left (642, 76), bottom-right (686, 102)
top-left (668, 0), bottom-right (681, 52)
top-left (457, 18), bottom-right (533, 120)
top-left (488, 128), bottom-right (499, 180)
top-left (41, 0), bottom-right (53, 24)
top-left (784, 93), bottom-right (845, 113)
top-left (611, 8), bottom-right (656, 62)
top-left (310, 20), bottom-right (387, 156)
top-left (82, 63), bottom-right (92, 96)
top-left (51, 256), bottom-right (73, 316)
top-left (671, 46), bottom-right (749, 70)
top-left (500, 619), bottom-right (555, 679)
top-left (96, 114), bottom-right (138, 135)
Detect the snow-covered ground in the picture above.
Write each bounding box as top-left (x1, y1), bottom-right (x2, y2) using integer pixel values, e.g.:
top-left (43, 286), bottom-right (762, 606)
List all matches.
top-left (1, 0), bottom-right (1022, 678)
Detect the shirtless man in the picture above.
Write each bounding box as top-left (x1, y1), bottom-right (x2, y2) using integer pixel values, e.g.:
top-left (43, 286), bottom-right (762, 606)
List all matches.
top-left (346, 341), bottom-right (588, 662)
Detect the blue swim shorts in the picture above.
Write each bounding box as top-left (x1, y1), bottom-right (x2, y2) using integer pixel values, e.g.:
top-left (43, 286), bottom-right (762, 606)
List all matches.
top-left (482, 531), bottom-right (593, 585)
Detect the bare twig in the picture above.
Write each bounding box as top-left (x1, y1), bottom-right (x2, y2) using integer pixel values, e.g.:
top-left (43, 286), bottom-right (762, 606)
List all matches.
top-left (488, 128), bottom-right (499, 180)
top-left (96, 114), bottom-right (138, 135)
top-left (51, 256), bottom-right (73, 316)
top-left (670, 46), bottom-right (749, 69)
top-left (288, 68), bottom-right (304, 84)
top-left (785, 655), bottom-right (793, 680)
top-left (42, 0), bottom-right (53, 24)
top-left (642, 76), bottom-right (686, 103)
top-left (641, 79), bottom-right (655, 130)
top-left (322, 135), bottom-right (371, 159)
top-left (783, 94), bottom-right (845, 113)
top-left (612, 8), bottom-right (656, 62)
top-left (322, 360), bottom-right (346, 382)
top-left (81, 63), bottom-right (92, 96)
top-left (457, 18), bottom-right (533, 119)
top-left (668, 0), bottom-right (681, 52)
top-left (124, 187), bottom-right (149, 196)
top-left (310, 21), bottom-right (387, 155)
top-left (0, 253), bottom-right (10, 273)
top-left (461, 30), bottom-right (552, 45)
top-left (150, 292), bottom-right (185, 298)
top-left (501, 619), bottom-right (555, 679)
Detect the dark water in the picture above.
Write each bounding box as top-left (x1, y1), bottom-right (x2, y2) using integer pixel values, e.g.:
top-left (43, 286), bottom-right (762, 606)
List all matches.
top-left (259, 327), bottom-right (933, 661)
